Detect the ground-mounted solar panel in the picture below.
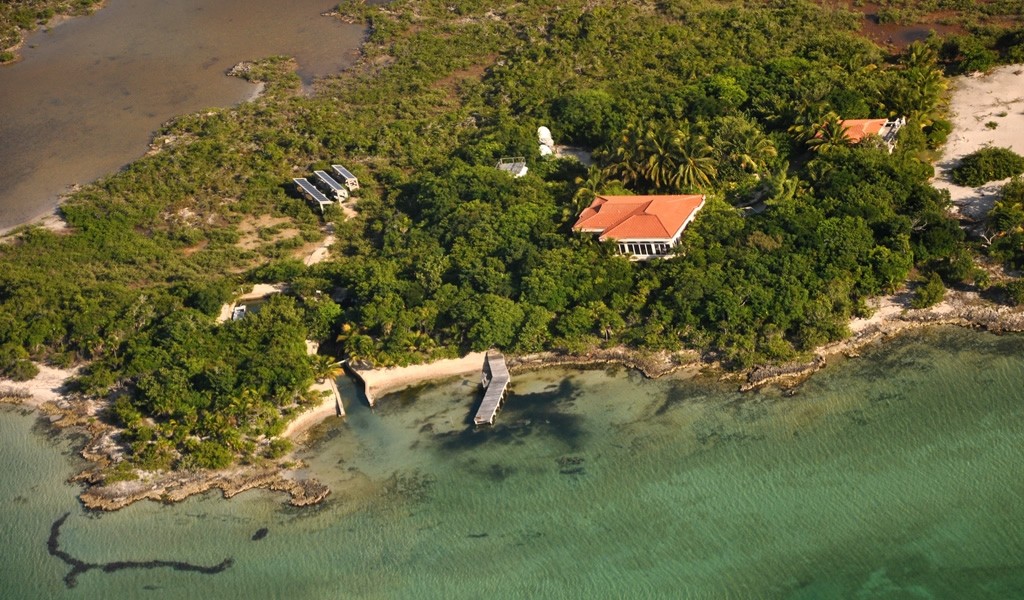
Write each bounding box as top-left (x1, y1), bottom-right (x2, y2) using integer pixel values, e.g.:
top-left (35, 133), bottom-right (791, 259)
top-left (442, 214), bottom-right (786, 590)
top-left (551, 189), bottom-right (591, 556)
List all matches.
top-left (293, 177), bottom-right (331, 204)
top-left (330, 164), bottom-right (359, 190)
top-left (314, 170), bottom-right (349, 200)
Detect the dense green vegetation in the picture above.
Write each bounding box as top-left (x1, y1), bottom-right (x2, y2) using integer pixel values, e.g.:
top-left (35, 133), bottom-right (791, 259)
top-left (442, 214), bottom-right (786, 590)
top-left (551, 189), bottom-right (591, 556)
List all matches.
top-left (986, 176), bottom-right (1024, 270)
top-left (951, 147), bottom-right (1024, 187)
top-left (1, 0), bottom-right (1023, 472)
top-left (0, 0), bottom-right (101, 62)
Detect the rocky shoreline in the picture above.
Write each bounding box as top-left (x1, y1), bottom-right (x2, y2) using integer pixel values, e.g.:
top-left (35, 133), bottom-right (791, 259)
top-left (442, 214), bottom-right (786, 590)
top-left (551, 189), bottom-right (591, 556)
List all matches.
top-left (74, 467), bottom-right (329, 512)
top-left (0, 392), bottom-right (330, 512)
top-left (740, 289), bottom-right (1024, 392)
top-left (507, 346), bottom-right (702, 380)
top-left (3, 286), bottom-right (1024, 513)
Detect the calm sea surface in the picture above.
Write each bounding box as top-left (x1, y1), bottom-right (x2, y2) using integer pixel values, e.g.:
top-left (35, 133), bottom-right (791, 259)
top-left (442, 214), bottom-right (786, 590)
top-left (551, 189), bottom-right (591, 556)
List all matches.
top-left (0, 0), bottom-right (364, 232)
top-left (2, 326), bottom-right (1023, 598)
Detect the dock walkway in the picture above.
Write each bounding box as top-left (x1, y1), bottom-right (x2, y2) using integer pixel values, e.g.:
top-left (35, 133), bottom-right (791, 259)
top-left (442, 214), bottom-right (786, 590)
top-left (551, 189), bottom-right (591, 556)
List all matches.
top-left (475, 351), bottom-right (510, 426)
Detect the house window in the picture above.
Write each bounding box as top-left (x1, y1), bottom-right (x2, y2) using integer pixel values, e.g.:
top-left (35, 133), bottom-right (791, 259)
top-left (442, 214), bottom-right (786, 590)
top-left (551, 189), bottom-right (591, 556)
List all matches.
top-left (616, 242), bottom-right (672, 257)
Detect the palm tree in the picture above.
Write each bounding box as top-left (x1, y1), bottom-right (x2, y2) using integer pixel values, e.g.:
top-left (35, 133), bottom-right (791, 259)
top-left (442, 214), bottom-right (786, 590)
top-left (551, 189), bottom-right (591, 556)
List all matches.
top-left (673, 129), bottom-right (717, 190)
top-left (713, 117), bottom-right (778, 176)
top-left (788, 99), bottom-right (830, 143)
top-left (902, 41), bottom-right (938, 71)
top-left (883, 42), bottom-right (946, 127)
top-left (806, 113), bottom-right (852, 154)
top-left (641, 122), bottom-right (682, 191)
top-left (604, 121), bottom-right (649, 188)
top-left (605, 119), bottom-right (717, 192)
top-left (572, 166), bottom-right (619, 213)
top-left (899, 66), bottom-right (946, 126)
top-left (311, 355), bottom-right (344, 383)
top-left (763, 162), bottom-right (802, 206)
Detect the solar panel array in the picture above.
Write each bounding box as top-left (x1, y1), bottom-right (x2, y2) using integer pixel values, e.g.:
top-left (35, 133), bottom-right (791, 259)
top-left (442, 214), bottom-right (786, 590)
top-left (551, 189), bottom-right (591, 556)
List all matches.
top-left (293, 178), bottom-right (332, 210)
top-left (313, 170), bottom-right (349, 200)
top-left (331, 164), bottom-right (359, 189)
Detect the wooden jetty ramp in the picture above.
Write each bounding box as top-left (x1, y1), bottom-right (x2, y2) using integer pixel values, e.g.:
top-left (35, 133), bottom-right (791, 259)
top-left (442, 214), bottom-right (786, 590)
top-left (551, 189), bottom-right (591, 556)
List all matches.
top-left (475, 351), bottom-right (510, 426)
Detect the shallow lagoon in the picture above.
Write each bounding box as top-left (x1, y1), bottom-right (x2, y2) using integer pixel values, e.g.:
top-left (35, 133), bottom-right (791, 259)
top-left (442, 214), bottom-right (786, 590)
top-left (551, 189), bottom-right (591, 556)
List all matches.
top-left (2, 326), bottom-right (1023, 598)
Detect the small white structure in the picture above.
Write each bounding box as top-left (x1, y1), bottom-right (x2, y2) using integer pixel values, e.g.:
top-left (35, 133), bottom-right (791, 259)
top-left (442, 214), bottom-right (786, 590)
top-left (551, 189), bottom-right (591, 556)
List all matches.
top-left (538, 126), bottom-right (555, 147)
top-left (331, 164), bottom-right (360, 191)
top-left (539, 144), bottom-right (554, 157)
top-left (313, 170), bottom-right (350, 201)
top-left (496, 156), bottom-right (528, 178)
top-left (294, 178), bottom-right (334, 214)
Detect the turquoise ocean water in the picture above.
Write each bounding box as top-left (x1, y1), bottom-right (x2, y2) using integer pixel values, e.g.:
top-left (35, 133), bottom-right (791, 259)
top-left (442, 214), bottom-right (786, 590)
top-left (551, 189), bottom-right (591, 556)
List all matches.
top-left (2, 326), bottom-right (1023, 598)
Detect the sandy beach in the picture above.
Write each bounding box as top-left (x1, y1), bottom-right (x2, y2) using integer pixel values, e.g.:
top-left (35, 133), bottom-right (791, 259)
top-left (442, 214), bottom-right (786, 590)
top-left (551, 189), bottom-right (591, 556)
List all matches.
top-left (932, 65), bottom-right (1024, 221)
top-left (282, 377), bottom-right (344, 441)
top-left (352, 352), bottom-right (487, 406)
top-left (0, 364), bottom-right (80, 408)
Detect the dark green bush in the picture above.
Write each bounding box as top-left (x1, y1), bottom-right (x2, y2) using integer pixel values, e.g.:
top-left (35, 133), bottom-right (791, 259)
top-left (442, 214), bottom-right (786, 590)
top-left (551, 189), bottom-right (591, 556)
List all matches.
top-left (0, 344), bottom-right (38, 381)
top-left (183, 440), bottom-right (234, 470)
top-left (265, 438), bottom-right (292, 459)
top-left (924, 119), bottom-right (953, 149)
top-left (1005, 279), bottom-right (1024, 306)
top-left (911, 272), bottom-right (946, 308)
top-left (554, 89), bottom-right (622, 147)
top-left (951, 147), bottom-right (1024, 187)
top-left (185, 279), bottom-right (236, 316)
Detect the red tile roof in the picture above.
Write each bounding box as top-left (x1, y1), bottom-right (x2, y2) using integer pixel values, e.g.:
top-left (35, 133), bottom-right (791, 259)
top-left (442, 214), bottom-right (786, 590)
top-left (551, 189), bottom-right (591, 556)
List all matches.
top-left (572, 194), bottom-right (705, 242)
top-left (838, 119), bottom-right (888, 143)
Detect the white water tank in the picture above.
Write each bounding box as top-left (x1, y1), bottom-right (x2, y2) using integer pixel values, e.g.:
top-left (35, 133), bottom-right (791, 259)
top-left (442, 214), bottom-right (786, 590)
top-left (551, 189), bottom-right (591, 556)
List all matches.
top-left (538, 126), bottom-right (554, 147)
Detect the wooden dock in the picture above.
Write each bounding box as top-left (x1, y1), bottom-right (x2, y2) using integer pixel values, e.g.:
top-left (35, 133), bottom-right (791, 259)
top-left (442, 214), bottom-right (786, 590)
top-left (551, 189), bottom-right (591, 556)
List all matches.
top-left (475, 351), bottom-right (510, 426)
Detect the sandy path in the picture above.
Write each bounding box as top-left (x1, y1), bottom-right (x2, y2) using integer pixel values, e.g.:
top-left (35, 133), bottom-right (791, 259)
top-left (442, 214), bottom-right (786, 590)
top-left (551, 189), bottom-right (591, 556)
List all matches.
top-left (932, 65), bottom-right (1024, 221)
top-left (352, 352), bottom-right (486, 406)
top-left (303, 234), bottom-right (335, 266)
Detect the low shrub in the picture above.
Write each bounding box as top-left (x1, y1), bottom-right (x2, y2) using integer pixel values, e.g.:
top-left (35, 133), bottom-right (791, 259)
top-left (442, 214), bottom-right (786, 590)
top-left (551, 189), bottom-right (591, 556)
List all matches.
top-left (951, 147), bottom-right (1024, 187)
top-left (911, 272), bottom-right (946, 309)
top-left (1005, 279), bottom-right (1024, 306)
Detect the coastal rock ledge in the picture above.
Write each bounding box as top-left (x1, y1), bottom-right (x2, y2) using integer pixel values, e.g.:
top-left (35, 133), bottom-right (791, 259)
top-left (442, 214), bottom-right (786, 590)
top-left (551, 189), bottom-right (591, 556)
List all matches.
top-left (76, 468), bottom-right (329, 511)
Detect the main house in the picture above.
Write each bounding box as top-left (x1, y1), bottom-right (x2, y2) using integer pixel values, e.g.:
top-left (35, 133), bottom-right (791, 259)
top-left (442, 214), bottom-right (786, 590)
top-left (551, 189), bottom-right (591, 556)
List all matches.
top-left (838, 117), bottom-right (906, 152)
top-left (572, 194), bottom-right (706, 260)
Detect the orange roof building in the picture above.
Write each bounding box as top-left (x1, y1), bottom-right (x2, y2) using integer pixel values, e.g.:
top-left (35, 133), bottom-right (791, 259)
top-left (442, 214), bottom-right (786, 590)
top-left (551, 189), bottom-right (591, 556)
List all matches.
top-left (572, 194), bottom-right (705, 259)
top-left (838, 117), bottom-right (906, 152)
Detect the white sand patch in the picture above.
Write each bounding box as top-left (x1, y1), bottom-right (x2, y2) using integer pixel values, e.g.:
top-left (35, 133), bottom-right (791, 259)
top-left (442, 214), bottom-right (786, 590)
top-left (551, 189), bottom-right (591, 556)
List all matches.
top-left (216, 283), bottom-right (287, 323)
top-left (0, 363), bottom-right (80, 407)
top-left (849, 294), bottom-right (909, 334)
top-left (352, 352), bottom-right (487, 406)
top-left (283, 378), bottom-right (344, 442)
top-left (238, 283), bottom-right (286, 301)
top-left (932, 65), bottom-right (1024, 221)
